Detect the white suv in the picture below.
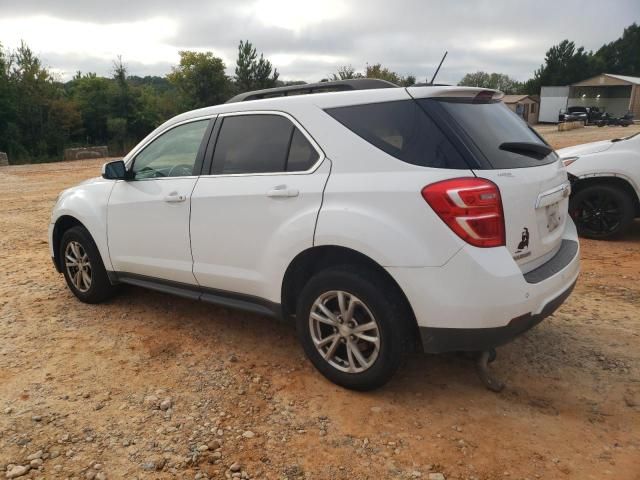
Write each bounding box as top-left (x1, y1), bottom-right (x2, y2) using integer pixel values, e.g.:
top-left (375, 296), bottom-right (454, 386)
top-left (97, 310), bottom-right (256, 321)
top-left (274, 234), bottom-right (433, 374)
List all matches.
top-left (49, 79), bottom-right (580, 391)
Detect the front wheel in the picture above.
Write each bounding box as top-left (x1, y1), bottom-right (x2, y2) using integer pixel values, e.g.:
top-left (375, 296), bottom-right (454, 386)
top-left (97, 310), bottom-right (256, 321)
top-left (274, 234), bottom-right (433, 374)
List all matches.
top-left (569, 184), bottom-right (635, 239)
top-left (296, 267), bottom-right (409, 391)
top-left (60, 226), bottom-right (119, 303)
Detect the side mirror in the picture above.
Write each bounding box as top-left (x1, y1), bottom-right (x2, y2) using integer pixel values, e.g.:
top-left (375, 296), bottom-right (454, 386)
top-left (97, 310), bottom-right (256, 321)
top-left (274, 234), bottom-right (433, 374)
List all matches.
top-left (102, 160), bottom-right (129, 180)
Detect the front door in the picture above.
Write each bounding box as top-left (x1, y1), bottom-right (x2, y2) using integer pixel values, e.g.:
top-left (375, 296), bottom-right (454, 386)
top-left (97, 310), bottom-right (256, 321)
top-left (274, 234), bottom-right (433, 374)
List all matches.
top-left (107, 118), bottom-right (213, 284)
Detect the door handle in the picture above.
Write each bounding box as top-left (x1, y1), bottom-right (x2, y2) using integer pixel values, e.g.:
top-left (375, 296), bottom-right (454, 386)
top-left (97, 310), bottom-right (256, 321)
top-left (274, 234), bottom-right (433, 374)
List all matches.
top-left (267, 186), bottom-right (299, 198)
top-left (164, 193), bottom-right (186, 203)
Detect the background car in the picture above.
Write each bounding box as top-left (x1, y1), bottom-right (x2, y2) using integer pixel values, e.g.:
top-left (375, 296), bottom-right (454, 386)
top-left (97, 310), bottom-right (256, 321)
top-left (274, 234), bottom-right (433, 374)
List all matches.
top-left (559, 106), bottom-right (602, 124)
top-left (560, 132), bottom-right (640, 238)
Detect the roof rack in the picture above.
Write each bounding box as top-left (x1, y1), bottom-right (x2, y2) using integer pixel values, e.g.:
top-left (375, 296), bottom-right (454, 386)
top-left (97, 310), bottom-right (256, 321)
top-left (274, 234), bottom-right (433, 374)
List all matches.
top-left (226, 78), bottom-right (398, 103)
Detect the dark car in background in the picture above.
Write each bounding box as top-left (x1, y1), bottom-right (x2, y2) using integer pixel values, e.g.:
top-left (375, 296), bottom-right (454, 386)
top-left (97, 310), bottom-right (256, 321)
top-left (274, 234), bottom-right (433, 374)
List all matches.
top-left (559, 106), bottom-right (602, 124)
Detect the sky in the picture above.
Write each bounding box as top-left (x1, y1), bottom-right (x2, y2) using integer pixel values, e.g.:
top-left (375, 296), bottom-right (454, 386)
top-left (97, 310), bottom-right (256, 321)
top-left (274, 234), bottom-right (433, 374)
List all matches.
top-left (0, 0), bottom-right (638, 84)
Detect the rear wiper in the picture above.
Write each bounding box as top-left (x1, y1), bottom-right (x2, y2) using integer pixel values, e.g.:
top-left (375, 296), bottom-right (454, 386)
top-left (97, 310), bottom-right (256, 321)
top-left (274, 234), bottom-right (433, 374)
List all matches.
top-left (499, 142), bottom-right (553, 159)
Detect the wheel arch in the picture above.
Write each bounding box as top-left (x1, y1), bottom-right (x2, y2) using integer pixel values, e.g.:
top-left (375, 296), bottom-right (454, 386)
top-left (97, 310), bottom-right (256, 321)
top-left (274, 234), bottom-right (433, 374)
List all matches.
top-left (52, 215), bottom-right (89, 272)
top-left (571, 174), bottom-right (640, 216)
top-left (281, 245), bottom-right (422, 352)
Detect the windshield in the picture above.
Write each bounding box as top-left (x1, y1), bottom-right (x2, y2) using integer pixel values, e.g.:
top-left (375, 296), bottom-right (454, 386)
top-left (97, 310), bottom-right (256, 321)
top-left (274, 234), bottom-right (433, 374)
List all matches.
top-left (422, 99), bottom-right (558, 169)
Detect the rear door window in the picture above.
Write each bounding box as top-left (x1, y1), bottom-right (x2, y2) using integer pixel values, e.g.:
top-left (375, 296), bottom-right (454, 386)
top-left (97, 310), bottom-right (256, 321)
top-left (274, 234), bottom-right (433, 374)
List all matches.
top-left (422, 99), bottom-right (557, 169)
top-left (325, 100), bottom-right (468, 169)
top-left (211, 114), bottom-right (319, 174)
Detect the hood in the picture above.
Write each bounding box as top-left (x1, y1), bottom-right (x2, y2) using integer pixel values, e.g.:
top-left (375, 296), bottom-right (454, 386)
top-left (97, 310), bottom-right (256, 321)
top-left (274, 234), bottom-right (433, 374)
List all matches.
top-left (78, 176), bottom-right (103, 186)
top-left (557, 139), bottom-right (614, 158)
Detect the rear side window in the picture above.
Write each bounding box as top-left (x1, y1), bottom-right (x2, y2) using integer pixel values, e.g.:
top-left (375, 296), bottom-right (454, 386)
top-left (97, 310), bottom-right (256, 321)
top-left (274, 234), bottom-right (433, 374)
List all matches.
top-left (212, 114), bottom-right (319, 174)
top-left (424, 99), bottom-right (557, 169)
top-left (325, 100), bottom-right (468, 169)
top-left (287, 128), bottom-right (319, 171)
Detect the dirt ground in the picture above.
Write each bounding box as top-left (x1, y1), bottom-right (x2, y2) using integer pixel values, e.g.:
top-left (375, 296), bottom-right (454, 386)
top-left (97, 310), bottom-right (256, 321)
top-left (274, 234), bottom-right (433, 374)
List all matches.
top-left (1, 126), bottom-right (639, 480)
top-left (535, 123), bottom-right (640, 150)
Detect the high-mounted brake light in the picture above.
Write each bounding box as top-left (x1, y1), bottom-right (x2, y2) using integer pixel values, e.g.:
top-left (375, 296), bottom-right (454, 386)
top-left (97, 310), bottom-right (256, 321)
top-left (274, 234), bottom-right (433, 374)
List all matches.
top-left (473, 90), bottom-right (496, 103)
top-left (421, 178), bottom-right (505, 248)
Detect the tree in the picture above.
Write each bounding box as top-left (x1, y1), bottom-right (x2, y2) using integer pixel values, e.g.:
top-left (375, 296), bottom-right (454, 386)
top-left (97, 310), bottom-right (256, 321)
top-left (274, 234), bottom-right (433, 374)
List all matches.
top-left (523, 40), bottom-right (599, 94)
top-left (329, 63), bottom-right (415, 86)
top-left (7, 41), bottom-right (59, 159)
top-left (365, 63), bottom-right (402, 84)
top-left (329, 65), bottom-right (363, 81)
top-left (234, 40), bottom-right (279, 92)
top-left (458, 71), bottom-right (524, 94)
top-left (594, 23), bottom-right (640, 76)
top-left (168, 51), bottom-right (230, 109)
top-left (0, 44), bottom-right (16, 157)
top-left (107, 117), bottom-right (127, 153)
top-left (72, 74), bottom-right (113, 144)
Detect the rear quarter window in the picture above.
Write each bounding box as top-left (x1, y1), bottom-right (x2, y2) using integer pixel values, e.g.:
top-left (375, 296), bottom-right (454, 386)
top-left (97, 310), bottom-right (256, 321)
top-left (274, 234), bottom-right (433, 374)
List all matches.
top-left (325, 100), bottom-right (469, 169)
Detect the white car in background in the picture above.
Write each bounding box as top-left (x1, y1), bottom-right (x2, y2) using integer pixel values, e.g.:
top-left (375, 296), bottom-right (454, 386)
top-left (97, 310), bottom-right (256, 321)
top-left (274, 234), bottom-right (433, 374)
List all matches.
top-left (559, 132), bottom-right (640, 239)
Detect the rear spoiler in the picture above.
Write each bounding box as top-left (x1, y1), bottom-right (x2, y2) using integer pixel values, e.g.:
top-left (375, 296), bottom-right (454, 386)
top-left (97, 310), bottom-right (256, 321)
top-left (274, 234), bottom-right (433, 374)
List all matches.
top-left (406, 86), bottom-right (504, 101)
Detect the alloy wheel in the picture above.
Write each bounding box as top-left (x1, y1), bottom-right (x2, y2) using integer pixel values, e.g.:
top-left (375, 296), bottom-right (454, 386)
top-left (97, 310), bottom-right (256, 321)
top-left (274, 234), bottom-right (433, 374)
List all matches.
top-left (308, 290), bottom-right (381, 373)
top-left (571, 191), bottom-right (622, 236)
top-left (65, 240), bottom-right (92, 292)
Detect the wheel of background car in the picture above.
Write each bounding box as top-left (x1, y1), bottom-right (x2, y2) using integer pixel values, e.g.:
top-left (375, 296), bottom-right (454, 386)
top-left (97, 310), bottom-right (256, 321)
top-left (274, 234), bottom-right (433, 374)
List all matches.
top-left (295, 266), bottom-right (409, 391)
top-left (569, 184), bottom-right (635, 239)
top-left (60, 226), bottom-right (119, 303)
top-left (167, 164), bottom-right (194, 177)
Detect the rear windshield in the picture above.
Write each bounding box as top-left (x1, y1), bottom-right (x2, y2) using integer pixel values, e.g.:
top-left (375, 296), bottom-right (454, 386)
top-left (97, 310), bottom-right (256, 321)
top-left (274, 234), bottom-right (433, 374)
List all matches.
top-left (423, 99), bottom-right (558, 169)
top-left (325, 100), bottom-right (469, 169)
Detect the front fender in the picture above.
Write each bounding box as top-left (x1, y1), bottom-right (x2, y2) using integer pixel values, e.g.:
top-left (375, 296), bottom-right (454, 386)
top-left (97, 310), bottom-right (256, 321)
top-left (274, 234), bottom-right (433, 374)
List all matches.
top-left (567, 150), bottom-right (640, 199)
top-left (50, 179), bottom-right (115, 270)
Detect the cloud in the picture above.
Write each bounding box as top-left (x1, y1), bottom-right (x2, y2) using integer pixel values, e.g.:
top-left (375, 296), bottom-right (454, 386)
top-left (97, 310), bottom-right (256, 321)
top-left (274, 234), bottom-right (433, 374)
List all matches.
top-left (1, 0), bottom-right (638, 82)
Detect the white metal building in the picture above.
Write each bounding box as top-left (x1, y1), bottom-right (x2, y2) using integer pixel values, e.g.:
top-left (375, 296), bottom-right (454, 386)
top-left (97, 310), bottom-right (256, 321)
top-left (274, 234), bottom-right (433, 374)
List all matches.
top-left (539, 73), bottom-right (640, 123)
top-left (539, 86), bottom-right (570, 123)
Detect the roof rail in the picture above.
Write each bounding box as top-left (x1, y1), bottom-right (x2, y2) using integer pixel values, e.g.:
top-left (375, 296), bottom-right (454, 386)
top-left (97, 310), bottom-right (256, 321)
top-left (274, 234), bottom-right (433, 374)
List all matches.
top-left (226, 78), bottom-right (398, 103)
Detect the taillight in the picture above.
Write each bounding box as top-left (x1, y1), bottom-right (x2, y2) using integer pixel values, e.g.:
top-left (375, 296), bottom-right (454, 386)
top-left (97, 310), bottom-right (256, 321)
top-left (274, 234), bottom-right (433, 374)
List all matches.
top-left (421, 178), bottom-right (505, 248)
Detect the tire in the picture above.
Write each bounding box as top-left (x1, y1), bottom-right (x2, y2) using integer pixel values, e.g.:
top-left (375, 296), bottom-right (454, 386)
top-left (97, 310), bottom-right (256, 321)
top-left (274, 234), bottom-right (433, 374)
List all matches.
top-left (569, 184), bottom-right (635, 239)
top-left (295, 266), bottom-right (409, 391)
top-left (59, 226), bottom-right (118, 303)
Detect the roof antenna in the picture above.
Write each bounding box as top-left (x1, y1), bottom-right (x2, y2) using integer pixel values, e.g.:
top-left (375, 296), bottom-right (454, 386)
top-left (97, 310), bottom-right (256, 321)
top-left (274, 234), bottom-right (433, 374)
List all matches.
top-left (429, 51), bottom-right (448, 85)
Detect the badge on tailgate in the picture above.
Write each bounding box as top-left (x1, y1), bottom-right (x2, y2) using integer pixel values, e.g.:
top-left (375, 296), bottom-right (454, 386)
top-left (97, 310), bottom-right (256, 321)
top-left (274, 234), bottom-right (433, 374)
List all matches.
top-left (514, 227), bottom-right (531, 260)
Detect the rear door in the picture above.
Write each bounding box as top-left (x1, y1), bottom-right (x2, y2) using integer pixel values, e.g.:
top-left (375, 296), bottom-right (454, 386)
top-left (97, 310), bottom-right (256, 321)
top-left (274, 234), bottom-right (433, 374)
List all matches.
top-left (190, 112), bottom-right (329, 300)
top-left (414, 92), bottom-right (570, 272)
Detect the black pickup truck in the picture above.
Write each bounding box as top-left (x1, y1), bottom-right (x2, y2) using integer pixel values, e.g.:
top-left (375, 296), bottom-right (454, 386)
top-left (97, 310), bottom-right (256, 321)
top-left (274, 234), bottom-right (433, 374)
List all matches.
top-left (559, 106), bottom-right (602, 124)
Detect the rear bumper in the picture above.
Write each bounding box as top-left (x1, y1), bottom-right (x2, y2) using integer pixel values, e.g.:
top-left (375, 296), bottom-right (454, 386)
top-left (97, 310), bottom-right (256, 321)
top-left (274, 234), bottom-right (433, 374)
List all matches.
top-left (386, 219), bottom-right (580, 352)
top-left (419, 279), bottom-right (576, 353)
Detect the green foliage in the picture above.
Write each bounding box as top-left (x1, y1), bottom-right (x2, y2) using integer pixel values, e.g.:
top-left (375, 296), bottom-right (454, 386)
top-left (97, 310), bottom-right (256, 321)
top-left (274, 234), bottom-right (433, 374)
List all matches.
top-left (594, 23), bottom-right (640, 76)
top-left (168, 51), bottom-right (230, 110)
top-left (0, 39), bottom-right (282, 163)
top-left (1, 25), bottom-right (637, 164)
top-left (329, 65), bottom-right (363, 81)
top-left (458, 71), bottom-right (524, 94)
top-left (234, 40), bottom-right (279, 92)
top-left (329, 63), bottom-right (415, 86)
top-left (523, 24), bottom-right (640, 94)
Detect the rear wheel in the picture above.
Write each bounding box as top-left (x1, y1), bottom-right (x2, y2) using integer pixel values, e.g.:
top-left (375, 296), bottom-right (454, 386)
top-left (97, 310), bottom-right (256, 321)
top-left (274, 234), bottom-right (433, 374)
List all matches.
top-left (60, 226), bottom-right (118, 303)
top-left (296, 267), bottom-right (409, 391)
top-left (569, 184), bottom-right (634, 239)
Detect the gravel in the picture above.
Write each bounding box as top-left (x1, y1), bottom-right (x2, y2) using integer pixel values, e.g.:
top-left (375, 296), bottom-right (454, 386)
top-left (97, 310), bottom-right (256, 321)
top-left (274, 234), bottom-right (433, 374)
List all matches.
top-left (5, 465), bottom-right (30, 479)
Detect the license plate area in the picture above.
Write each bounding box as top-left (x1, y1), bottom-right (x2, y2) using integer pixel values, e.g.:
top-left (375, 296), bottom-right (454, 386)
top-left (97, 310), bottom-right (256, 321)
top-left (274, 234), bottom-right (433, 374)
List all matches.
top-left (545, 201), bottom-right (562, 233)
